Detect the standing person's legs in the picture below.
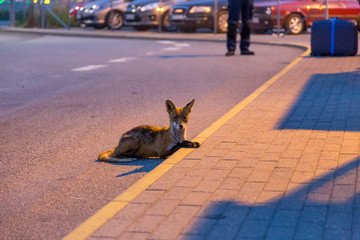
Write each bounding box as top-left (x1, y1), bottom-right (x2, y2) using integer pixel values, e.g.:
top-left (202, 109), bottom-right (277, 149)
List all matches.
top-left (240, 0), bottom-right (254, 55)
top-left (226, 0), bottom-right (241, 55)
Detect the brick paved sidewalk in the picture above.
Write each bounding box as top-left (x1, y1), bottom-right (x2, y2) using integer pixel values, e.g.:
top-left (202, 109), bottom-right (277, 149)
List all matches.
top-left (87, 55), bottom-right (360, 240)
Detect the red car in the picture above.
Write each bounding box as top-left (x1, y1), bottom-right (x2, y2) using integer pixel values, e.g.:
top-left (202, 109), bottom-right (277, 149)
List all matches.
top-left (254, 0), bottom-right (360, 34)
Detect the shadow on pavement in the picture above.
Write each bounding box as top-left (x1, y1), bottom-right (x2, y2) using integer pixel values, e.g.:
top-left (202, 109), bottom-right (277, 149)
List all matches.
top-left (95, 158), bottom-right (164, 178)
top-left (183, 156), bottom-right (360, 239)
top-left (277, 69), bottom-right (360, 131)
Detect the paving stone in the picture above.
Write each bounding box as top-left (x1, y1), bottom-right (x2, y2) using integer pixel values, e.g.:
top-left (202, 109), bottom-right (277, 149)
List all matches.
top-left (145, 199), bottom-right (179, 216)
top-left (175, 159), bottom-right (201, 169)
top-left (353, 224), bottom-right (360, 240)
top-left (206, 189), bottom-right (238, 203)
top-left (132, 189), bottom-right (166, 204)
top-left (162, 187), bottom-right (192, 200)
top-left (291, 171), bottom-right (314, 183)
top-left (325, 212), bottom-right (352, 229)
top-left (175, 176), bottom-right (203, 188)
top-left (248, 204), bottom-right (277, 220)
top-left (299, 206), bottom-right (327, 224)
top-left (271, 209), bottom-right (300, 227)
top-left (92, 218), bottom-right (134, 238)
top-left (294, 222), bottom-right (324, 240)
top-left (149, 205), bottom-right (200, 239)
top-left (266, 227), bottom-right (295, 240)
top-left (193, 180), bottom-right (221, 193)
top-left (228, 167), bottom-right (253, 179)
top-left (181, 191), bottom-right (212, 206)
top-left (247, 170), bottom-right (272, 183)
top-left (126, 215), bottom-right (165, 233)
top-left (235, 182), bottom-right (265, 204)
top-left (117, 232), bottom-right (150, 240)
top-left (212, 159), bottom-right (237, 169)
top-left (181, 217), bottom-right (217, 237)
top-left (113, 203), bottom-right (150, 219)
top-left (237, 219), bottom-right (270, 239)
top-left (322, 228), bottom-right (351, 240)
top-left (218, 177), bottom-right (245, 190)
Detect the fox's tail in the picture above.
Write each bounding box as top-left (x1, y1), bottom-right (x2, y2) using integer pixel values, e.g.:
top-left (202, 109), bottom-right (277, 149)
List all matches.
top-left (98, 149), bottom-right (138, 163)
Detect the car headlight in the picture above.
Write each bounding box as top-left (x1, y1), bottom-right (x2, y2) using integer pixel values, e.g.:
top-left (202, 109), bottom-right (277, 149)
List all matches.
top-left (140, 2), bottom-right (159, 12)
top-left (265, 7), bottom-right (271, 15)
top-left (91, 4), bottom-right (101, 10)
top-left (189, 6), bottom-right (211, 13)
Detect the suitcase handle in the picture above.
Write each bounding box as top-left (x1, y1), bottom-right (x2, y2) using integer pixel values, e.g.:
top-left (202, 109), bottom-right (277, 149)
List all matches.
top-left (331, 18), bottom-right (335, 55)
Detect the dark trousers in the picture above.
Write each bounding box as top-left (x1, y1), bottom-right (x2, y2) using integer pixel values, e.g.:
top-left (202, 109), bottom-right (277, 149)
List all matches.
top-left (227, 0), bottom-right (252, 52)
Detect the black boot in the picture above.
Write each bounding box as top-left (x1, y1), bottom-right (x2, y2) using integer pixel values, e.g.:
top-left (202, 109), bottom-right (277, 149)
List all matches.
top-left (241, 49), bottom-right (255, 55)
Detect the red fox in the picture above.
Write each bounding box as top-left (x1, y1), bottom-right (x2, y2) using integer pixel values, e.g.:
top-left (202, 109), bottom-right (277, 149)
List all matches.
top-left (98, 99), bottom-right (200, 163)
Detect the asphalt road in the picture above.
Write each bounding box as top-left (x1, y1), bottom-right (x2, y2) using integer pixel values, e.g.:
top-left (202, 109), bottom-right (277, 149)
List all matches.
top-left (0, 32), bottom-right (303, 240)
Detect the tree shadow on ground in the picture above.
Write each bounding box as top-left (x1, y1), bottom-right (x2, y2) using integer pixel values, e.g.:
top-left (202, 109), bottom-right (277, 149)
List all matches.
top-left (277, 69), bottom-right (360, 131)
top-left (183, 156), bottom-right (360, 240)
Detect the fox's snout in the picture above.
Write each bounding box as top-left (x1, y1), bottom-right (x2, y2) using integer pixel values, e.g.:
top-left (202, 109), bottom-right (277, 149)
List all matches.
top-left (172, 121), bottom-right (186, 130)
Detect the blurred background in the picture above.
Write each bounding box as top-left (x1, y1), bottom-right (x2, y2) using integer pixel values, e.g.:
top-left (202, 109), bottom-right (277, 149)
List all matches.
top-left (0, 0), bottom-right (359, 35)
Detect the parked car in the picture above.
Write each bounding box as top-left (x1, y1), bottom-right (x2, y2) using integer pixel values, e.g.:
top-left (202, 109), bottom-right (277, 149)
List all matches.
top-left (255, 0), bottom-right (360, 34)
top-left (124, 0), bottom-right (188, 31)
top-left (169, 0), bottom-right (269, 33)
top-left (69, 0), bottom-right (96, 18)
top-left (76, 0), bottom-right (133, 29)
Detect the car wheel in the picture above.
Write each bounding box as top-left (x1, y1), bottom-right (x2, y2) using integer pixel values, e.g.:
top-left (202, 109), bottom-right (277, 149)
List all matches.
top-left (285, 13), bottom-right (304, 34)
top-left (133, 26), bottom-right (150, 31)
top-left (106, 11), bottom-right (124, 30)
top-left (217, 11), bottom-right (228, 33)
top-left (161, 11), bottom-right (176, 32)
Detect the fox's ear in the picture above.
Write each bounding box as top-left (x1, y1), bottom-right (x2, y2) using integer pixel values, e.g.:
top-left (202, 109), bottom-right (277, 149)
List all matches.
top-left (166, 100), bottom-right (176, 113)
top-left (183, 99), bottom-right (195, 113)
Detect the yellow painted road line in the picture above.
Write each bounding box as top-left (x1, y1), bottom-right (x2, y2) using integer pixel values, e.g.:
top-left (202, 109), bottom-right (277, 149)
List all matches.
top-left (62, 44), bottom-right (311, 240)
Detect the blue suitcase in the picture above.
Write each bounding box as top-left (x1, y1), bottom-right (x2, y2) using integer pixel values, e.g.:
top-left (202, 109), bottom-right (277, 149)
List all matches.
top-left (311, 18), bottom-right (358, 56)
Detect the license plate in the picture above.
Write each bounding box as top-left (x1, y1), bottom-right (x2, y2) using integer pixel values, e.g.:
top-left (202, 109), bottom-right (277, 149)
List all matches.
top-left (171, 14), bottom-right (185, 20)
top-left (252, 17), bottom-right (260, 23)
top-left (125, 14), bottom-right (135, 20)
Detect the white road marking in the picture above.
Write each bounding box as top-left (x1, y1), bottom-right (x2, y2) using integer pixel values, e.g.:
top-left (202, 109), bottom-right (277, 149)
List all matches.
top-left (158, 41), bottom-right (191, 52)
top-left (108, 57), bottom-right (136, 63)
top-left (175, 43), bottom-right (190, 47)
top-left (157, 40), bottom-right (176, 44)
top-left (162, 47), bottom-right (182, 51)
top-left (71, 65), bottom-right (106, 72)
top-left (146, 52), bottom-right (155, 56)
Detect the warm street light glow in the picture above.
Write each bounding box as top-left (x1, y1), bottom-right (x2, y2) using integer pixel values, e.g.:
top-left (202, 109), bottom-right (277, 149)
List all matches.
top-left (156, 7), bottom-right (164, 12)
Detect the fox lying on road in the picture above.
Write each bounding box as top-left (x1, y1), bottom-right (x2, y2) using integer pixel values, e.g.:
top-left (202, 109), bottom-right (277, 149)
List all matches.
top-left (98, 99), bottom-right (200, 163)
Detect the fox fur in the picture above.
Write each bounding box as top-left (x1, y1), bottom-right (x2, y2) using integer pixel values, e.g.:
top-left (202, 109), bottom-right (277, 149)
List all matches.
top-left (98, 99), bottom-right (200, 163)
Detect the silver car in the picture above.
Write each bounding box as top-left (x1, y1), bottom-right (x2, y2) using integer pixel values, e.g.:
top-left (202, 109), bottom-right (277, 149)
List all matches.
top-left (124, 0), bottom-right (188, 31)
top-left (76, 0), bottom-right (133, 29)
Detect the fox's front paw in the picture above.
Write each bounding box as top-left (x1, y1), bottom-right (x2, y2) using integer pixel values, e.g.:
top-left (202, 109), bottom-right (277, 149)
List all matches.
top-left (181, 140), bottom-right (200, 148)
